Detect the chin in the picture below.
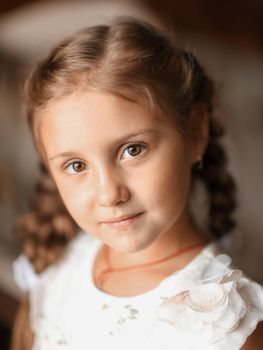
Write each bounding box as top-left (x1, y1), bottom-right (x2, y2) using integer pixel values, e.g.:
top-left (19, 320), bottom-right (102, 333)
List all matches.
top-left (112, 235), bottom-right (154, 254)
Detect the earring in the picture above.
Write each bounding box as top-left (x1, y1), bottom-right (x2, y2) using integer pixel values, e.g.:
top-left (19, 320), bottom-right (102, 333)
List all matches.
top-left (196, 156), bottom-right (203, 170)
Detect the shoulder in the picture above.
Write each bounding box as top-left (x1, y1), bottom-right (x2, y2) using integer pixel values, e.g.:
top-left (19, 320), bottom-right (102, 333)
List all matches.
top-left (29, 231), bottom-right (95, 295)
top-left (13, 231), bottom-right (94, 292)
top-left (157, 247), bottom-right (263, 349)
top-left (13, 232), bottom-right (94, 317)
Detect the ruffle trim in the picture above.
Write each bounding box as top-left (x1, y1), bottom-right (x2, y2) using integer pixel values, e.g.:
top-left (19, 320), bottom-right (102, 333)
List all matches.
top-left (157, 254), bottom-right (263, 349)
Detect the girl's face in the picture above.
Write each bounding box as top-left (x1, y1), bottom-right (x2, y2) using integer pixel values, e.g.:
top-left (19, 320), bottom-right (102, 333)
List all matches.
top-left (40, 91), bottom-right (204, 253)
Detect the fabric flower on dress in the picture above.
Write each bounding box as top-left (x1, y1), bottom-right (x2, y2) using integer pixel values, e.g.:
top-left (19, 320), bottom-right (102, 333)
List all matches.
top-left (157, 254), bottom-right (247, 344)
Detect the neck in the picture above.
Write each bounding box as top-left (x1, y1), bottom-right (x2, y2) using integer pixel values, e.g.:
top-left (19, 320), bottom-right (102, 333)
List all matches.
top-left (106, 209), bottom-right (207, 269)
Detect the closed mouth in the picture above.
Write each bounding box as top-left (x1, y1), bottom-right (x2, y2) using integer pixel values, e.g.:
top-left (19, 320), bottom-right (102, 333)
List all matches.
top-left (102, 212), bottom-right (143, 224)
top-left (102, 212), bottom-right (144, 228)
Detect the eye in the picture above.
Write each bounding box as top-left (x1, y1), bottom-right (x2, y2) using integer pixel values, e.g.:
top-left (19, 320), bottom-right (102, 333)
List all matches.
top-left (122, 143), bottom-right (146, 159)
top-left (64, 160), bottom-right (87, 174)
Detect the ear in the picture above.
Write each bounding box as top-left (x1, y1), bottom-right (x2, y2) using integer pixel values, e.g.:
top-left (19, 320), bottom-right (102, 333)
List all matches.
top-left (187, 103), bottom-right (209, 164)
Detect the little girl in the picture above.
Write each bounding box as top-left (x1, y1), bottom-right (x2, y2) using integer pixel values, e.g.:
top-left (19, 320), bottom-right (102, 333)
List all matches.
top-left (11, 17), bottom-right (263, 350)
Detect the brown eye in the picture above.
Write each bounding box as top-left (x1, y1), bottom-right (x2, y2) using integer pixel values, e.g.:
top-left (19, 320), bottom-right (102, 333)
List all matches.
top-left (65, 161), bottom-right (87, 174)
top-left (122, 144), bottom-right (146, 159)
top-left (128, 145), bottom-right (141, 156)
top-left (73, 161), bottom-right (85, 172)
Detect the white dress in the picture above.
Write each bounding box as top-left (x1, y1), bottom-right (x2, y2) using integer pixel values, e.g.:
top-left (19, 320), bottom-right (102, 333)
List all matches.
top-left (13, 231), bottom-right (263, 350)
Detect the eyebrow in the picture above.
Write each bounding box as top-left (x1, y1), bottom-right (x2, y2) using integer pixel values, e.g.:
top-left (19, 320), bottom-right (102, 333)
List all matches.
top-left (48, 128), bottom-right (157, 161)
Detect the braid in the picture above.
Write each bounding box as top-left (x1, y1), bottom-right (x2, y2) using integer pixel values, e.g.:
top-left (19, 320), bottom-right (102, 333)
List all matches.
top-left (187, 53), bottom-right (237, 238)
top-left (15, 163), bottom-right (78, 273)
top-left (195, 117), bottom-right (237, 238)
top-left (180, 51), bottom-right (237, 238)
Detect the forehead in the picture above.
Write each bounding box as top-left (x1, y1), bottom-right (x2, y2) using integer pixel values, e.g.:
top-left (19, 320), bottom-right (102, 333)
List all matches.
top-left (38, 91), bottom-right (171, 156)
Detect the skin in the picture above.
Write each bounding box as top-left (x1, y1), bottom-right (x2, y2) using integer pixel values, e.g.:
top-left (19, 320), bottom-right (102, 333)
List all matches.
top-left (39, 91), bottom-right (208, 267)
top-left (30, 90), bottom-right (262, 348)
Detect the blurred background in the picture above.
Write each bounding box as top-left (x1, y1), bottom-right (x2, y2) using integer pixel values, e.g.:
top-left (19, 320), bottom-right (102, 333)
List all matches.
top-left (0, 0), bottom-right (262, 348)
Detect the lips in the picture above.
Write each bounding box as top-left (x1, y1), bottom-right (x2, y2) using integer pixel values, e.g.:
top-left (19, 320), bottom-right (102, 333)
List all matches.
top-left (102, 213), bottom-right (142, 224)
top-left (101, 212), bottom-right (143, 229)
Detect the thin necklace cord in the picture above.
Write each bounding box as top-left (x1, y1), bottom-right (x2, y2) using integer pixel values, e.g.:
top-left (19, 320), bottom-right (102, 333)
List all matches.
top-left (95, 240), bottom-right (207, 289)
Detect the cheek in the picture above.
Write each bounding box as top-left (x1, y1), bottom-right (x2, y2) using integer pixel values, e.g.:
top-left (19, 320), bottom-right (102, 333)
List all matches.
top-left (135, 150), bottom-right (192, 211)
top-left (53, 177), bottom-right (94, 224)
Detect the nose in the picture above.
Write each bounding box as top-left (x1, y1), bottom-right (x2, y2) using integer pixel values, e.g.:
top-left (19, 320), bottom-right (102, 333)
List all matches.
top-left (96, 166), bottom-right (130, 207)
